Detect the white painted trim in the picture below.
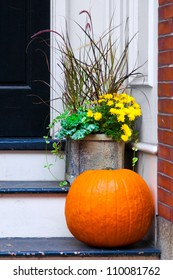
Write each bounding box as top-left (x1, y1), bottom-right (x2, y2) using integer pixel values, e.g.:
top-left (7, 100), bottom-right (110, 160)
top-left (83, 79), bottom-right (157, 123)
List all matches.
top-left (132, 142), bottom-right (158, 155)
top-left (128, 0), bottom-right (139, 84)
top-left (129, 0), bottom-right (158, 87)
top-left (50, 0), bottom-right (66, 136)
top-left (147, 0), bottom-right (157, 87)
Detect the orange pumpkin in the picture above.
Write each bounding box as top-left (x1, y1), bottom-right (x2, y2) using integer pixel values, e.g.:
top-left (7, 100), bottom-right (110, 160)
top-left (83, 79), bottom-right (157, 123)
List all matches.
top-left (65, 169), bottom-right (154, 247)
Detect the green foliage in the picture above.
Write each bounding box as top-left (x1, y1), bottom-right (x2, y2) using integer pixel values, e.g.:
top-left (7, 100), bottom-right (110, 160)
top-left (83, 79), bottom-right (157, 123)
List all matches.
top-left (55, 108), bottom-right (99, 140)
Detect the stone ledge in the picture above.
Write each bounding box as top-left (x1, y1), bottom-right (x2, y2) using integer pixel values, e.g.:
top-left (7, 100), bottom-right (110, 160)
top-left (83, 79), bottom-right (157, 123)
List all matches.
top-left (0, 181), bottom-right (69, 194)
top-left (0, 237), bottom-right (161, 259)
top-left (0, 138), bottom-right (65, 151)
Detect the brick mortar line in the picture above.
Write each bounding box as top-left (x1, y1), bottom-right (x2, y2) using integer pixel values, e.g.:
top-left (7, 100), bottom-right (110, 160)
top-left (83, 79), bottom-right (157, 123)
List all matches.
top-left (158, 49), bottom-right (173, 53)
top-left (159, 3), bottom-right (173, 8)
top-left (158, 201), bottom-right (173, 209)
top-left (158, 127), bottom-right (173, 132)
top-left (158, 142), bottom-right (173, 148)
top-left (158, 65), bottom-right (173, 68)
top-left (159, 33), bottom-right (173, 38)
top-left (158, 171), bottom-right (173, 180)
top-left (158, 156), bottom-right (173, 165)
top-left (159, 18), bottom-right (173, 24)
top-left (158, 78), bottom-right (173, 83)
top-left (158, 186), bottom-right (173, 194)
top-left (158, 96), bottom-right (173, 99)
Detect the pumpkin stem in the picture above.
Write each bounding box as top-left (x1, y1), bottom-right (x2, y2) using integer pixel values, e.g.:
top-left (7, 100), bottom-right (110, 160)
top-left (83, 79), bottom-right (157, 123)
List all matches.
top-left (105, 167), bottom-right (114, 170)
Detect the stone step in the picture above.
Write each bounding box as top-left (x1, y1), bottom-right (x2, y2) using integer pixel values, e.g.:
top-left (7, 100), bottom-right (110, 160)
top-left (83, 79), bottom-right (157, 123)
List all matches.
top-left (0, 181), bottom-right (71, 238)
top-left (0, 138), bottom-right (66, 181)
top-left (0, 237), bottom-right (161, 260)
top-left (0, 181), bottom-right (69, 194)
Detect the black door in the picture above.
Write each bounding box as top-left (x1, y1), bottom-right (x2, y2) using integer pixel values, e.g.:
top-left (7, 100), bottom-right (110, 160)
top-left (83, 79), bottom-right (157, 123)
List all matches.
top-left (0, 0), bottom-right (50, 137)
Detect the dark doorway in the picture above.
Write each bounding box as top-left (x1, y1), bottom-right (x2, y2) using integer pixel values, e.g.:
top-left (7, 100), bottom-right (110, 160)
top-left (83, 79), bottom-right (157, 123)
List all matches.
top-left (0, 0), bottom-right (50, 137)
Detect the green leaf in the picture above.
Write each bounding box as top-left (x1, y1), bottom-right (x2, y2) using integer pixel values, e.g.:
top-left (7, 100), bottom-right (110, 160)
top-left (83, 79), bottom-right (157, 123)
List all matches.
top-left (43, 163), bottom-right (53, 169)
top-left (86, 123), bottom-right (99, 132)
top-left (132, 157), bottom-right (138, 166)
top-left (59, 181), bottom-right (68, 187)
top-left (43, 136), bottom-right (50, 144)
top-left (71, 129), bottom-right (87, 140)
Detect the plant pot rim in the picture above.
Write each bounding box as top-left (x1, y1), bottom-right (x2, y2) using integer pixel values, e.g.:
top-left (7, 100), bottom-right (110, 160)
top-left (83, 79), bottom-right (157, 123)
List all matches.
top-left (80, 134), bottom-right (123, 142)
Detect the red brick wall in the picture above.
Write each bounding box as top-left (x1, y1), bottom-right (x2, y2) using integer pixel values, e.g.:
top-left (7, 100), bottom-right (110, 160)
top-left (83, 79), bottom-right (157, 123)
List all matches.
top-left (158, 0), bottom-right (173, 222)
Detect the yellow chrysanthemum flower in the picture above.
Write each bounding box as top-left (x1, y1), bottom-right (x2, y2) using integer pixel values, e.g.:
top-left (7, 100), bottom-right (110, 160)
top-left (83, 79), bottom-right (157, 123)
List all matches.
top-left (119, 93), bottom-right (128, 100)
top-left (133, 102), bottom-right (140, 108)
top-left (112, 93), bottom-right (118, 97)
top-left (94, 112), bottom-right (102, 121)
top-left (127, 96), bottom-right (135, 103)
top-left (128, 114), bottom-right (136, 121)
top-left (107, 100), bottom-right (114, 106)
top-left (110, 108), bottom-right (119, 115)
top-left (117, 114), bottom-right (125, 122)
top-left (121, 135), bottom-right (129, 142)
top-left (102, 93), bottom-right (113, 100)
top-left (115, 102), bottom-right (124, 109)
top-left (87, 110), bottom-right (94, 117)
top-left (126, 107), bottom-right (136, 121)
top-left (113, 96), bottom-right (119, 101)
top-left (121, 124), bottom-right (132, 137)
top-left (98, 99), bottom-right (104, 103)
top-left (119, 93), bottom-right (135, 104)
top-left (123, 108), bottom-right (130, 115)
top-left (134, 108), bottom-right (142, 117)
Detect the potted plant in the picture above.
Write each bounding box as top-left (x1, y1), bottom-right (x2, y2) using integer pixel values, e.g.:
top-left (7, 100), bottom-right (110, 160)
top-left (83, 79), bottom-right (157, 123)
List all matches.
top-left (32, 11), bottom-right (142, 182)
top-left (57, 92), bottom-right (141, 182)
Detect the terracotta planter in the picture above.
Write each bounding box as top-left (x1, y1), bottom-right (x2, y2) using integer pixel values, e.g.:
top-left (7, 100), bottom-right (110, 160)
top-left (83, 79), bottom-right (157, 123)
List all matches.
top-left (65, 134), bottom-right (125, 183)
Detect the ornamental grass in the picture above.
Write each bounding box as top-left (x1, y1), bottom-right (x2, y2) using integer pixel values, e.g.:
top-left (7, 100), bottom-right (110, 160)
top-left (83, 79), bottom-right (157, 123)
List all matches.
top-left (32, 10), bottom-right (142, 144)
